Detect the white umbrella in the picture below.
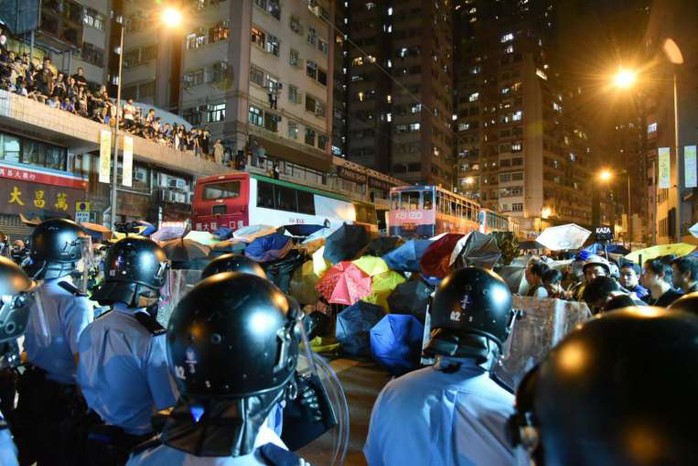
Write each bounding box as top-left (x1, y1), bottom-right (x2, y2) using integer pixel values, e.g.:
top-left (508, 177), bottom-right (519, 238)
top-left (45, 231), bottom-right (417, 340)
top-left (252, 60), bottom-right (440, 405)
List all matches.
top-left (232, 224), bottom-right (276, 243)
top-left (690, 222), bottom-right (698, 238)
top-left (184, 230), bottom-right (218, 246)
top-left (535, 223), bottom-right (591, 251)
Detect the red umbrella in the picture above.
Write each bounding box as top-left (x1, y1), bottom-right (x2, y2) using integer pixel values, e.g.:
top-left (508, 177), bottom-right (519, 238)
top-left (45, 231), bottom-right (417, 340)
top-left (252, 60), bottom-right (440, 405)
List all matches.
top-left (315, 261), bottom-right (372, 306)
top-left (420, 233), bottom-right (464, 278)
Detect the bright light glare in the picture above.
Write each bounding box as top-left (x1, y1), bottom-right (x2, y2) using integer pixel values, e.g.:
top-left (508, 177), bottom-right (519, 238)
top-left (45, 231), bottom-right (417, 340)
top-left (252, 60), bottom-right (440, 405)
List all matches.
top-left (464, 176), bottom-right (475, 185)
top-left (599, 169), bottom-right (613, 182)
top-left (162, 7), bottom-right (183, 27)
top-left (613, 69), bottom-right (637, 89)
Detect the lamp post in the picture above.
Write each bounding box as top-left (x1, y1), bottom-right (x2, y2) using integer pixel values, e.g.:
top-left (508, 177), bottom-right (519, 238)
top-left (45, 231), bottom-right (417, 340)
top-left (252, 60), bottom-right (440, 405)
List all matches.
top-left (597, 168), bottom-right (632, 248)
top-left (663, 38), bottom-right (684, 242)
top-left (108, 7), bottom-right (183, 229)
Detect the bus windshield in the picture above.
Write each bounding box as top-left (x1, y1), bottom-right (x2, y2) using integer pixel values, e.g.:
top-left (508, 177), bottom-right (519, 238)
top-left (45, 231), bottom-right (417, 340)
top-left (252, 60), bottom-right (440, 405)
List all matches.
top-left (202, 181), bottom-right (241, 200)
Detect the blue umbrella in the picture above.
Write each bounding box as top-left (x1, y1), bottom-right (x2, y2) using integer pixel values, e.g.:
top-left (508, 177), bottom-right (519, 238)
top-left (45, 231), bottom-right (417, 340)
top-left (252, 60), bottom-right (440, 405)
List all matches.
top-left (244, 233), bottom-right (293, 263)
top-left (583, 242), bottom-right (630, 255)
top-left (336, 301), bottom-right (384, 356)
top-left (382, 239), bottom-right (432, 272)
top-left (370, 314), bottom-right (424, 375)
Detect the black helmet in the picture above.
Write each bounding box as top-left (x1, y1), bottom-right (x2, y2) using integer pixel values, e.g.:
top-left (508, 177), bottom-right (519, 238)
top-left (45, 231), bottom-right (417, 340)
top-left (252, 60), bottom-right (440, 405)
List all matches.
top-left (91, 237), bottom-right (169, 308)
top-left (427, 267), bottom-right (514, 357)
top-left (25, 218), bottom-right (88, 279)
top-left (163, 272), bottom-right (300, 456)
top-left (668, 292), bottom-right (698, 315)
top-left (201, 253), bottom-right (266, 280)
top-left (0, 255), bottom-right (37, 343)
top-left (512, 307), bottom-right (698, 466)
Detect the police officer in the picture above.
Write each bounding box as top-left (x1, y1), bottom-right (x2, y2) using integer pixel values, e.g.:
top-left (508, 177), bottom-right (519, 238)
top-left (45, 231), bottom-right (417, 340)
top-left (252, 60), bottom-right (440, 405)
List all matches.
top-left (365, 267), bottom-right (516, 466)
top-left (509, 306), bottom-right (698, 465)
top-left (77, 237), bottom-right (177, 465)
top-left (0, 255), bottom-right (36, 466)
top-left (127, 272), bottom-right (309, 465)
top-left (13, 218), bottom-right (93, 465)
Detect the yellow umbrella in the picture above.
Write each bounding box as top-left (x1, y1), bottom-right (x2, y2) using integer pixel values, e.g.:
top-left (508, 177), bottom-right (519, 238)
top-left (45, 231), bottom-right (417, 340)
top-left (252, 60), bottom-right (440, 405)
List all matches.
top-left (289, 260), bottom-right (321, 305)
top-left (365, 270), bottom-right (406, 311)
top-left (625, 243), bottom-right (696, 264)
top-left (312, 246), bottom-right (332, 277)
top-left (352, 256), bottom-right (390, 277)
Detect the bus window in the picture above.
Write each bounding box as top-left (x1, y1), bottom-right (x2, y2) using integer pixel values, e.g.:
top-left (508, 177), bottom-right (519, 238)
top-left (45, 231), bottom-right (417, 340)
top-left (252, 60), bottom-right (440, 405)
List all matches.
top-left (391, 192), bottom-right (400, 210)
top-left (423, 191), bottom-right (434, 210)
top-left (203, 181), bottom-right (241, 200)
top-left (257, 181), bottom-right (275, 208)
top-left (275, 185), bottom-right (297, 212)
top-left (401, 192), bottom-right (421, 210)
top-left (297, 190), bottom-right (315, 215)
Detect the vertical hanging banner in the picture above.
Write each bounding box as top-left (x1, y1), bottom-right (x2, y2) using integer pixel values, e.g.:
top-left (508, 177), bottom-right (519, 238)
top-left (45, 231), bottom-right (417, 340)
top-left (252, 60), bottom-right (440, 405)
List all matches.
top-left (684, 145), bottom-right (697, 189)
top-left (657, 146), bottom-right (671, 189)
top-left (98, 130), bottom-right (112, 183)
top-left (122, 136), bottom-right (134, 188)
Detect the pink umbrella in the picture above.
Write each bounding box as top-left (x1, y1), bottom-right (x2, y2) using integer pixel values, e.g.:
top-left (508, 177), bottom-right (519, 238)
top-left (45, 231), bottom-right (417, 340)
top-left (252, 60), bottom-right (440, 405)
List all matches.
top-left (315, 261), bottom-right (372, 306)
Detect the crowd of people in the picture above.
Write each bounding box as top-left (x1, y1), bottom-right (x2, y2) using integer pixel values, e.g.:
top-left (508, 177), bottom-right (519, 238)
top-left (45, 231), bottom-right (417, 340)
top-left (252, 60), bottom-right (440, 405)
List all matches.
top-left (0, 40), bottom-right (230, 164)
top-left (523, 251), bottom-right (696, 313)
top-left (0, 217), bottom-right (697, 466)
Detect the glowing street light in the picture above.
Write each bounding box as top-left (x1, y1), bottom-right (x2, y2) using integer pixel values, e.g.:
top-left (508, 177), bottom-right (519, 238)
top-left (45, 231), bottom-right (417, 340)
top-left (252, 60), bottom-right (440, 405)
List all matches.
top-left (162, 7), bottom-right (184, 27)
top-left (598, 169), bottom-right (613, 183)
top-left (613, 68), bottom-right (637, 89)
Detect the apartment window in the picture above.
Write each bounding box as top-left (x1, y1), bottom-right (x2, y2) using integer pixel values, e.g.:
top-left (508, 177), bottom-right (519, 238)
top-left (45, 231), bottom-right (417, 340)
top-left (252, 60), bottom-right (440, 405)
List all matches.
top-left (648, 122), bottom-right (657, 133)
top-left (208, 103), bottom-right (226, 122)
top-left (306, 60), bottom-right (318, 79)
top-left (83, 8), bottom-right (105, 30)
top-left (209, 21), bottom-right (229, 43)
top-left (305, 95), bottom-right (318, 113)
top-left (79, 42), bottom-right (104, 67)
top-left (318, 134), bottom-right (328, 150)
top-left (512, 203), bottom-right (523, 212)
top-left (265, 34), bottom-right (280, 56)
top-left (249, 105), bottom-right (264, 127)
top-left (315, 100), bottom-right (326, 117)
top-left (512, 157), bottom-right (523, 166)
top-left (318, 38), bottom-right (328, 55)
top-left (305, 128), bottom-right (316, 146)
top-left (186, 32), bottom-right (207, 50)
top-left (208, 61), bottom-right (229, 84)
top-left (268, 0), bottom-right (280, 19)
top-left (251, 27), bottom-right (266, 48)
top-left (307, 27), bottom-right (317, 46)
top-left (288, 121), bottom-right (299, 139)
top-left (512, 110), bottom-right (523, 121)
top-left (468, 92), bottom-right (479, 102)
top-left (288, 85), bottom-right (302, 104)
top-left (184, 69), bottom-right (205, 88)
top-left (500, 32), bottom-right (514, 42)
top-left (289, 49), bottom-right (300, 67)
top-left (250, 66), bottom-right (265, 86)
top-left (290, 16), bottom-right (302, 34)
top-left (511, 142), bottom-right (523, 152)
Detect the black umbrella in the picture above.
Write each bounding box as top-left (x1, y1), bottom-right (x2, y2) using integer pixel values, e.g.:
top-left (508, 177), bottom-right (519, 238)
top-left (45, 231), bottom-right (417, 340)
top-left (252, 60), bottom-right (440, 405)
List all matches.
top-left (450, 231), bottom-right (502, 270)
top-left (323, 224), bottom-right (370, 264)
top-left (365, 236), bottom-right (405, 257)
top-left (262, 249), bottom-right (306, 294)
top-left (162, 238), bottom-right (211, 262)
top-left (387, 279), bottom-right (433, 321)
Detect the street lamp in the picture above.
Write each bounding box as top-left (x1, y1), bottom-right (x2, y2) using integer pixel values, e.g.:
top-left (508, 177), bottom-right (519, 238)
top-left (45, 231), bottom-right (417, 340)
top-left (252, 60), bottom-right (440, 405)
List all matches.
top-left (109, 8), bottom-right (182, 229)
top-left (613, 68), bottom-right (637, 89)
top-left (663, 38), bottom-right (684, 242)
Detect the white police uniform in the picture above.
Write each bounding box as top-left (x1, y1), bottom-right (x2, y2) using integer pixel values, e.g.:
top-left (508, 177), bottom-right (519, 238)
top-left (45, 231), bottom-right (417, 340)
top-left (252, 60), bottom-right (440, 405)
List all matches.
top-left (77, 303), bottom-right (178, 434)
top-left (126, 423), bottom-right (304, 466)
top-left (364, 356), bottom-right (514, 466)
top-left (0, 409), bottom-right (18, 466)
top-left (23, 277), bottom-right (93, 384)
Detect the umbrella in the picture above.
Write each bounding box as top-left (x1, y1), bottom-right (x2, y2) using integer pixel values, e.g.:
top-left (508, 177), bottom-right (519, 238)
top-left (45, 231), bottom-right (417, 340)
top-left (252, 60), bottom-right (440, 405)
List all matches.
top-left (135, 220), bottom-right (157, 237)
top-left (449, 231), bottom-right (502, 270)
top-left (387, 279), bottom-right (433, 319)
top-left (420, 233), bottom-right (464, 279)
top-left (312, 246), bottom-right (332, 276)
top-left (244, 233), bottom-right (293, 263)
top-left (370, 314), bottom-right (424, 375)
top-left (280, 224), bottom-right (325, 237)
top-left (335, 301), bottom-right (385, 356)
top-left (365, 236), bottom-right (404, 256)
top-left (495, 265), bottom-right (526, 295)
top-left (323, 224), bottom-right (370, 264)
top-left (19, 213), bottom-right (42, 227)
top-left (213, 226), bottom-right (234, 240)
top-left (162, 238), bottom-right (211, 262)
top-left (535, 224), bottom-right (591, 251)
top-left (290, 260), bottom-right (322, 305)
top-left (315, 261), bottom-right (372, 306)
top-left (382, 239), bottom-right (432, 272)
top-left (151, 222), bottom-right (187, 242)
top-left (301, 227), bottom-right (334, 244)
top-left (262, 249), bottom-right (305, 293)
top-left (625, 243), bottom-right (697, 264)
top-left (80, 222), bottom-right (113, 242)
top-left (365, 270), bottom-right (406, 310)
top-left (211, 238), bottom-right (246, 255)
top-left (352, 256), bottom-right (390, 277)
top-left (583, 242), bottom-right (630, 256)
top-left (690, 223), bottom-right (698, 238)
top-left (184, 230), bottom-right (219, 246)
top-left (233, 224), bottom-right (277, 242)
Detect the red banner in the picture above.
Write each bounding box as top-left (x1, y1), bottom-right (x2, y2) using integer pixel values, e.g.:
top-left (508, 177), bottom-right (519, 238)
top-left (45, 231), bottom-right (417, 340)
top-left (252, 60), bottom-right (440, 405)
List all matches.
top-left (0, 163), bottom-right (87, 189)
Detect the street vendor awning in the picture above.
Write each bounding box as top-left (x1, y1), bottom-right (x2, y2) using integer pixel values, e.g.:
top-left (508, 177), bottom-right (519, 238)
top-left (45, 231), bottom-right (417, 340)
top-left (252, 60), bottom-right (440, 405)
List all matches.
top-left (250, 135), bottom-right (332, 171)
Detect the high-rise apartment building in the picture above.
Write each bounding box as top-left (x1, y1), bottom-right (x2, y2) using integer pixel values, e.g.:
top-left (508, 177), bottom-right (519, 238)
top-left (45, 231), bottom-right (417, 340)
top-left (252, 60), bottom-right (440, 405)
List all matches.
top-left (453, 0), bottom-right (593, 232)
top-left (335, 0), bottom-right (454, 187)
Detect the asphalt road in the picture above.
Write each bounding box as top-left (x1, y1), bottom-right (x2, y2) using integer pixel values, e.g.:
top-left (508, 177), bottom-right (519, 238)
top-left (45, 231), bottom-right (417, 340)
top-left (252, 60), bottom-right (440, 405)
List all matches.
top-left (298, 358), bottom-right (392, 466)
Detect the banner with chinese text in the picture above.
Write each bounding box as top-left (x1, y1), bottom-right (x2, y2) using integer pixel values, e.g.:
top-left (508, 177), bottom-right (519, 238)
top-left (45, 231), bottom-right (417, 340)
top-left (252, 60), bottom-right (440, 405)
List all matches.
top-left (1, 179), bottom-right (85, 217)
top-left (99, 129), bottom-right (111, 183)
top-left (685, 145), bottom-right (697, 189)
top-left (122, 136), bottom-right (133, 188)
top-left (658, 147), bottom-right (670, 189)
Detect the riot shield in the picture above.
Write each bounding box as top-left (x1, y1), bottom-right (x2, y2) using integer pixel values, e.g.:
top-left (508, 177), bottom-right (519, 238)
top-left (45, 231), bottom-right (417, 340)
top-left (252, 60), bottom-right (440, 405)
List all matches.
top-left (158, 269), bottom-right (203, 327)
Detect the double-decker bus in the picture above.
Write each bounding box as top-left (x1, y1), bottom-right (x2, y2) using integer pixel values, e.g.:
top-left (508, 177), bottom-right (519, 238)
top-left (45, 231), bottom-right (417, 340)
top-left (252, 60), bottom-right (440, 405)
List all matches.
top-left (191, 172), bottom-right (378, 232)
top-left (387, 185), bottom-right (480, 239)
top-left (478, 208), bottom-right (519, 236)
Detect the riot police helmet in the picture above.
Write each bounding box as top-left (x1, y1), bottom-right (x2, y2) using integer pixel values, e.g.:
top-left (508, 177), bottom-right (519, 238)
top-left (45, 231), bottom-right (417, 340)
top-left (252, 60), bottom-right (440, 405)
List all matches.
top-left (201, 253), bottom-right (266, 280)
top-left (668, 292), bottom-right (698, 315)
top-left (25, 218), bottom-right (88, 279)
top-left (91, 236), bottom-right (169, 308)
top-left (0, 255), bottom-right (37, 343)
top-left (510, 306), bottom-right (698, 466)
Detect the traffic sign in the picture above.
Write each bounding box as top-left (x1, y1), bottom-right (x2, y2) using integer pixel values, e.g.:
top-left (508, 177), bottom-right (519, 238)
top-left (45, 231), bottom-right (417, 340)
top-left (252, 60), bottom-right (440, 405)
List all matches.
top-left (76, 201), bottom-right (90, 212)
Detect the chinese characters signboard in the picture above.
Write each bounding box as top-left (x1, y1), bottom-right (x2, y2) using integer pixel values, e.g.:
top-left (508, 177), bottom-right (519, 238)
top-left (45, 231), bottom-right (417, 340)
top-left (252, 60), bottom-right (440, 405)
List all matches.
top-left (658, 147), bottom-right (670, 189)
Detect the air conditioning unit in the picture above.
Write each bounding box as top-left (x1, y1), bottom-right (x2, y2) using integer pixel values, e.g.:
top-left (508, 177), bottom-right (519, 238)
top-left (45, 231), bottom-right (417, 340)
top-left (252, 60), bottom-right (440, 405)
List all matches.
top-left (135, 171), bottom-right (147, 183)
top-left (158, 174), bottom-right (169, 188)
top-left (176, 179), bottom-right (186, 189)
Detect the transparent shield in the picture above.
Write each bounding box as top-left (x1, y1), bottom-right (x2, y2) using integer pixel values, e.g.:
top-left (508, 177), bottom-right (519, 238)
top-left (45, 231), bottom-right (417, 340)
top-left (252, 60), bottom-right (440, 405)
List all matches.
top-left (158, 269), bottom-right (203, 327)
top-left (493, 297), bottom-right (591, 391)
top-left (72, 235), bottom-right (95, 294)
